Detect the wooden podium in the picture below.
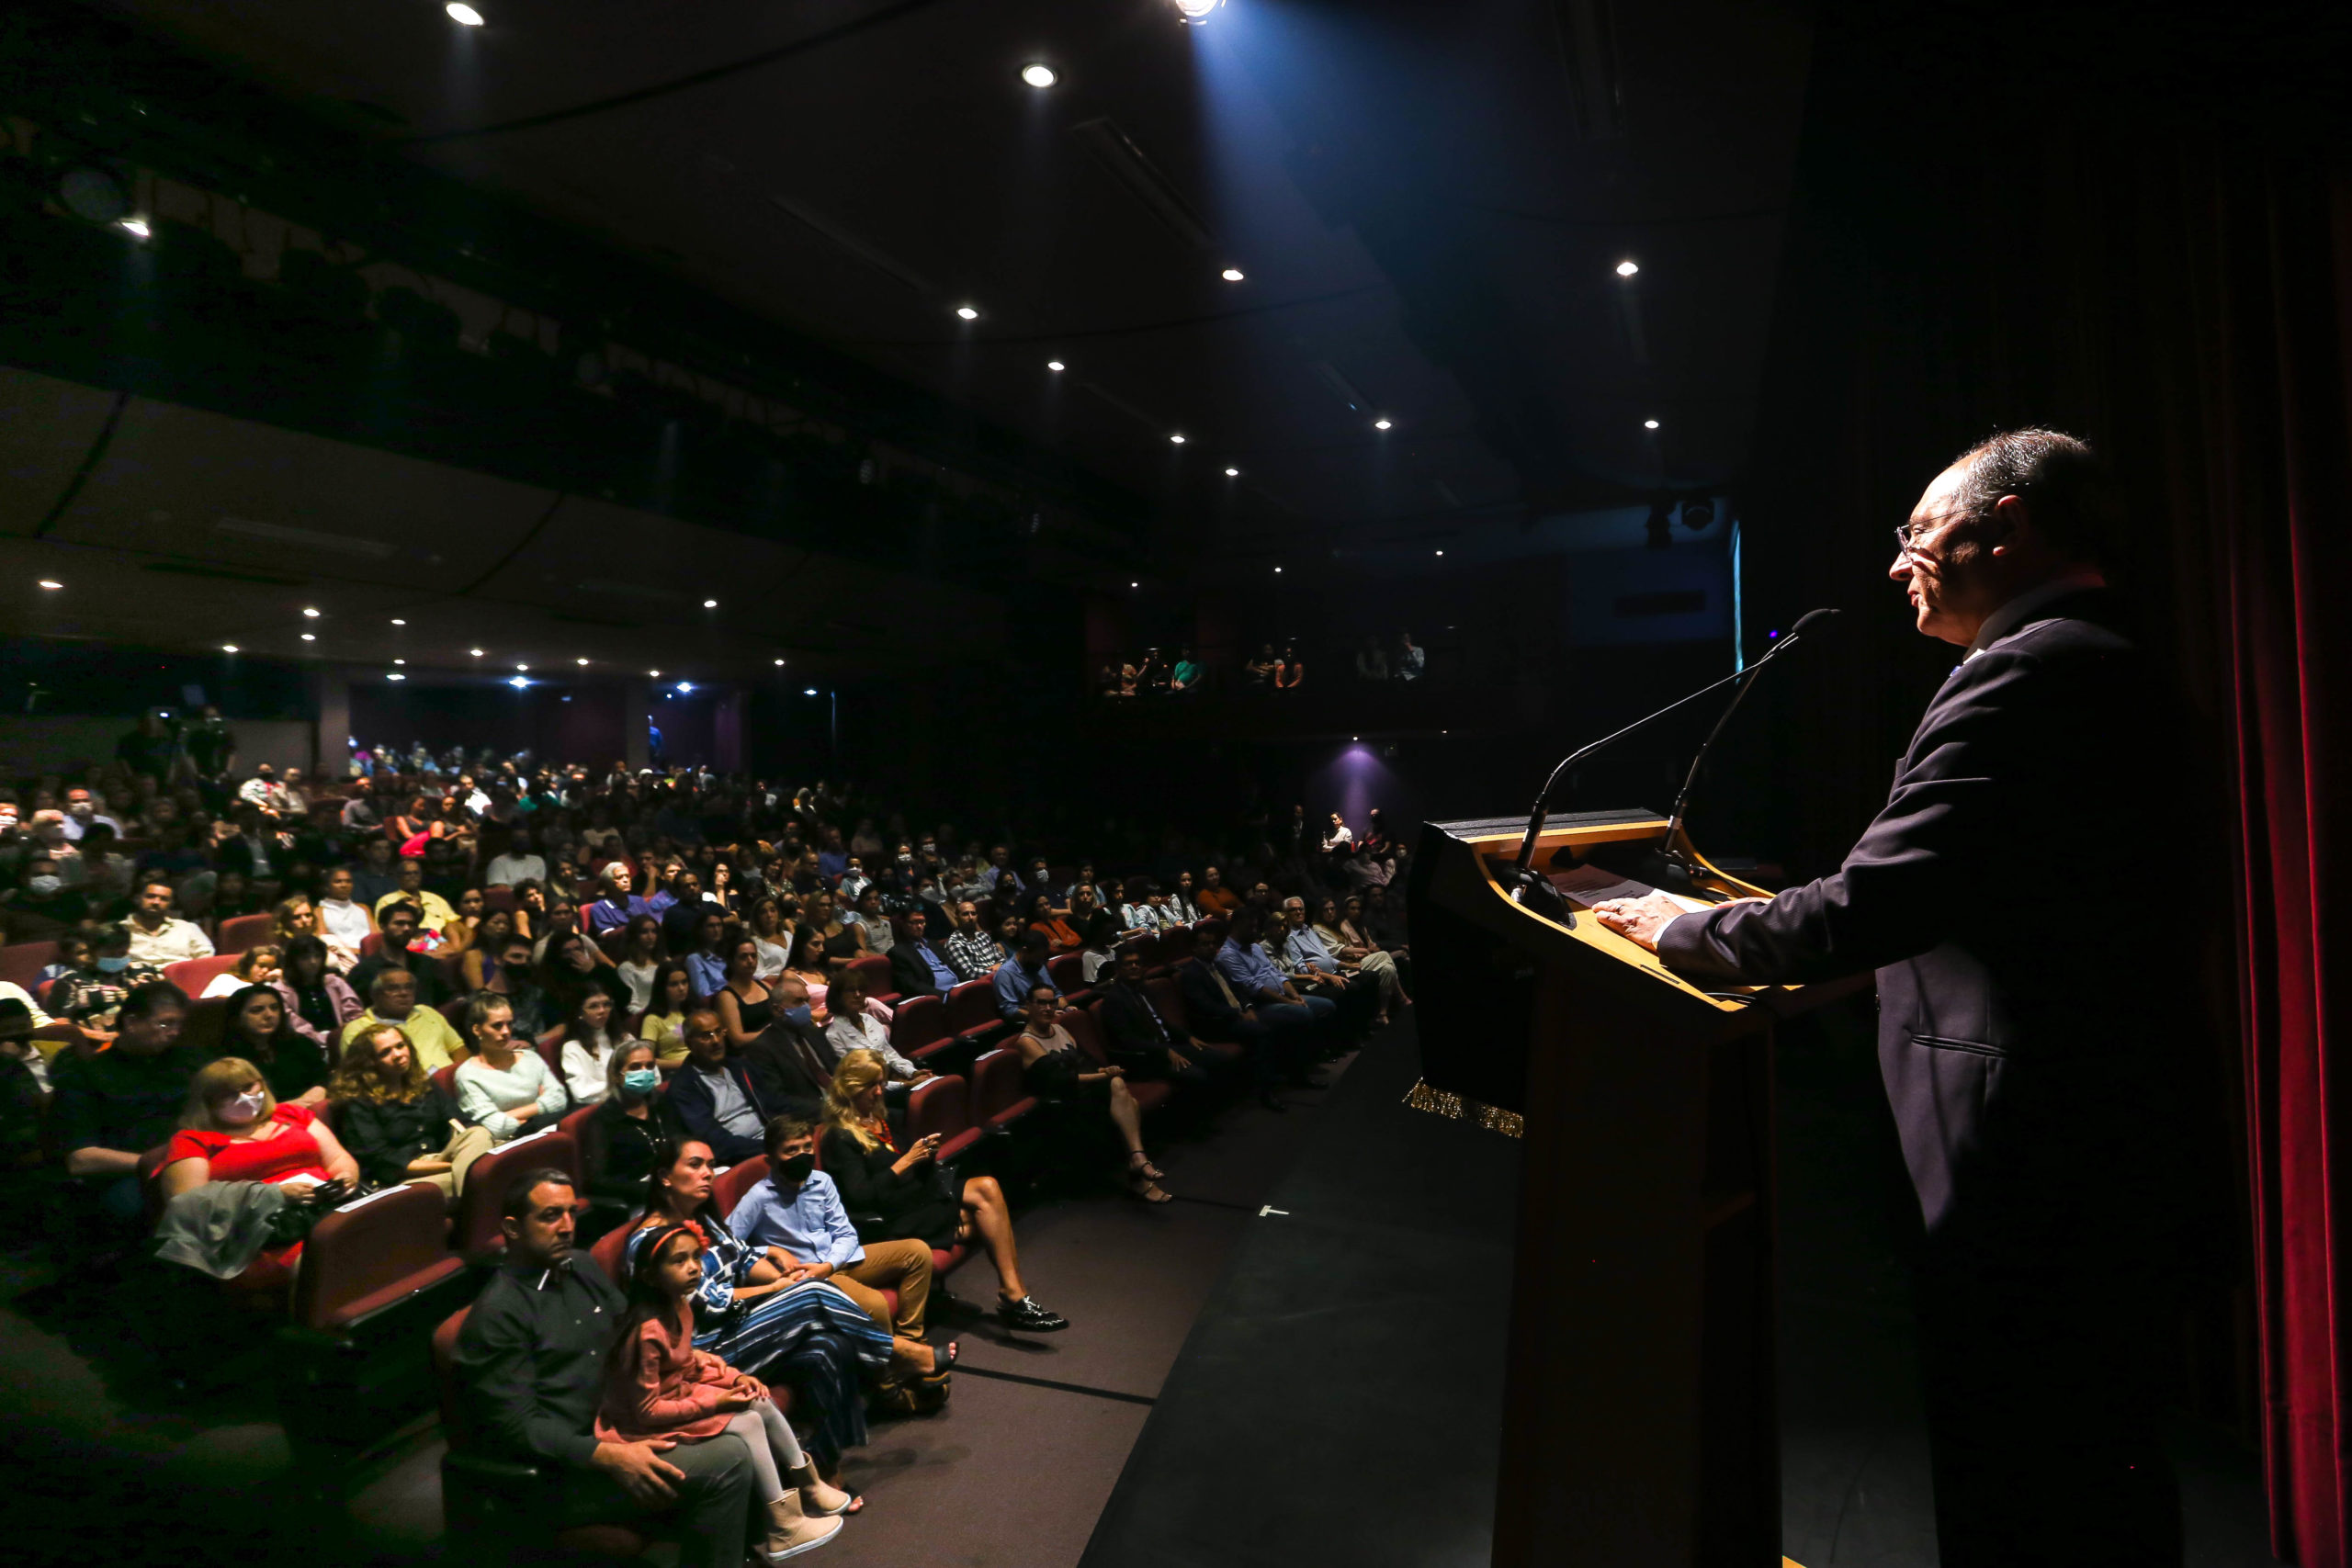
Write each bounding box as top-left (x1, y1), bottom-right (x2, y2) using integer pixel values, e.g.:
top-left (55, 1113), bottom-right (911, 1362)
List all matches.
top-left (1408, 808), bottom-right (1853, 1568)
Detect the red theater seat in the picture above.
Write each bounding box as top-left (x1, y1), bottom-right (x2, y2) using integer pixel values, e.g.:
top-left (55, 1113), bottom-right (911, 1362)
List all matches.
top-left (891, 994), bottom-right (950, 1059)
top-left (1147, 975), bottom-right (1242, 1060)
top-left (909, 1073), bottom-right (982, 1164)
top-left (0, 941), bottom-right (57, 993)
top-left (453, 1129), bottom-right (579, 1257)
top-left (164, 952), bottom-right (242, 998)
top-left (290, 1182), bottom-right (465, 1334)
top-left (216, 912), bottom-right (277, 955)
top-left (1069, 1005), bottom-right (1169, 1114)
top-left (713, 1154), bottom-right (770, 1219)
top-left (970, 1048), bottom-right (1037, 1133)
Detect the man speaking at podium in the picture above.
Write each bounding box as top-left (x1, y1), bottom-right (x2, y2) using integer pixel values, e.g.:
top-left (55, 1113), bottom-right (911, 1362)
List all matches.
top-left (1595, 429), bottom-right (2208, 1568)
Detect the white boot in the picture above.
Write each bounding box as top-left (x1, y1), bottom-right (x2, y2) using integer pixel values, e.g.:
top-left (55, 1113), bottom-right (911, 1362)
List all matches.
top-left (763, 1492), bottom-right (842, 1560)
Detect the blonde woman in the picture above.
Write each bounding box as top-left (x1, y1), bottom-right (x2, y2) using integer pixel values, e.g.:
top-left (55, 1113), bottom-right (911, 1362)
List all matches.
top-left (159, 1056), bottom-right (361, 1281)
top-left (272, 894), bottom-right (321, 951)
top-left (327, 1022), bottom-right (493, 1198)
top-left (820, 1047), bottom-right (1068, 1333)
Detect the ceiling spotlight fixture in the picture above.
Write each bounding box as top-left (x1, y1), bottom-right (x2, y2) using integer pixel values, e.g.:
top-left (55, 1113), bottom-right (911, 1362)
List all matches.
top-left (803, 687), bottom-right (819, 697)
top-left (1373, 417), bottom-right (1393, 432)
top-left (702, 598), bottom-right (718, 609)
top-left (300, 633), bottom-right (316, 642)
top-left (774, 658), bottom-right (786, 667)
top-left (1130, 581), bottom-right (1139, 589)
top-left (1644, 418), bottom-right (1661, 431)
top-left (390, 617), bottom-right (407, 626)
top-left (38, 579), bottom-right (62, 590)
top-left (576, 657), bottom-right (590, 666)
top-left (1046, 359), bottom-right (1065, 372)
top-left (1169, 433), bottom-right (1187, 445)
top-left (956, 305), bottom-right (979, 321)
top-left (1615, 259), bottom-right (1640, 277)
top-left (446, 3), bottom-right (485, 25)
top-left (1220, 267), bottom-right (1245, 282)
top-left (1020, 62), bottom-right (1057, 88)
top-left (221, 644), bottom-right (239, 653)
top-left (515, 663), bottom-right (529, 671)
top-left (508, 675), bottom-right (529, 689)
top-left (388, 672), bottom-right (406, 682)
top-left (301, 607), bottom-right (321, 617)
top-left (1172, 0), bottom-right (1226, 23)
top-left (649, 670), bottom-right (661, 677)
top-left (676, 682), bottom-right (695, 694)
top-left (1435, 549), bottom-right (1444, 557)
top-left (469, 649), bottom-right (484, 657)
top-left (1273, 566), bottom-right (1283, 574)
top-left (394, 659), bottom-right (406, 666)
top-left (1224, 467), bottom-right (1239, 477)
top-left (119, 217), bottom-right (152, 239)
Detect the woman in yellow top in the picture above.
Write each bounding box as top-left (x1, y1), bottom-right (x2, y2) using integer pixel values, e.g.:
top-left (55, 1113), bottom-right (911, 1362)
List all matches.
top-left (639, 959), bottom-right (696, 1066)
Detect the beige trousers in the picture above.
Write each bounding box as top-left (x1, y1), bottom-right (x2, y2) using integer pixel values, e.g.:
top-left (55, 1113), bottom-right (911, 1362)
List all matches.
top-left (406, 1122), bottom-right (497, 1200)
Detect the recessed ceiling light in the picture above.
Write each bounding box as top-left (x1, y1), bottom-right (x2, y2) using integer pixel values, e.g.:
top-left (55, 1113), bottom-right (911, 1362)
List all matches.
top-left (774, 659), bottom-right (786, 667)
top-left (676, 682), bottom-right (694, 694)
top-left (221, 644), bottom-right (239, 653)
top-left (388, 672), bottom-right (405, 682)
top-left (1021, 62), bottom-right (1057, 88)
top-left (1273, 566), bottom-right (1283, 574)
top-left (390, 617), bottom-right (406, 626)
top-left (1373, 418), bottom-right (1393, 431)
top-left (394, 659), bottom-right (405, 665)
top-left (1046, 360), bottom-right (1065, 372)
top-left (576, 657), bottom-right (589, 666)
top-left (649, 670), bottom-right (660, 677)
top-left (515, 663), bottom-right (529, 671)
top-left (804, 687), bottom-right (819, 697)
top-left (956, 305), bottom-right (979, 321)
top-left (1224, 467), bottom-right (1239, 477)
top-left (1615, 259), bottom-right (1640, 277)
top-left (301, 607), bottom-right (321, 617)
top-left (300, 633), bottom-right (316, 642)
top-left (119, 217), bottom-right (150, 239)
top-left (1130, 581), bottom-right (1139, 589)
top-left (1435, 549), bottom-right (1444, 557)
top-left (1170, 433), bottom-right (1187, 445)
top-left (508, 675), bottom-right (529, 689)
top-left (703, 598), bottom-right (718, 609)
top-left (37, 579), bottom-right (62, 590)
top-left (469, 649), bottom-right (484, 657)
top-left (1173, 0), bottom-right (1225, 22)
top-left (1221, 267), bottom-right (1245, 282)
top-left (1644, 418), bottom-right (1660, 430)
top-left (446, 3), bottom-right (485, 25)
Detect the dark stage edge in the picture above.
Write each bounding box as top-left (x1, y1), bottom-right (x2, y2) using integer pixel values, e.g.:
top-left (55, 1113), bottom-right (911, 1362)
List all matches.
top-left (1080, 1018), bottom-right (1520, 1568)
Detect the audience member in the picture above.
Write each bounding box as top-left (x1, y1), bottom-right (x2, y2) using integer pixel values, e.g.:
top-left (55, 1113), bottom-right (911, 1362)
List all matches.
top-left (1395, 631), bottom-right (1424, 681)
top-left (709, 936), bottom-right (779, 1053)
top-left (484, 829), bottom-right (547, 888)
top-left (1167, 871), bottom-right (1204, 924)
top-left (576, 1041), bottom-right (680, 1229)
top-left (158, 1055), bottom-right (359, 1280)
top-left (595, 1223), bottom-right (847, 1558)
top-left (820, 971), bottom-right (927, 1092)
top-left (1194, 866), bottom-right (1242, 919)
top-left (200, 942), bottom-right (283, 998)
top-left (942, 902), bottom-right (1001, 983)
top-left (314, 865), bottom-right (373, 973)
top-left (451, 1168), bottom-right (760, 1568)
top-left (1278, 897), bottom-right (1385, 1033)
top-left (1317, 895), bottom-right (1411, 1019)
top-left (585, 864), bottom-right (651, 936)
top-left (1180, 922), bottom-right (1316, 1108)
top-left (125, 876), bottom-right (214, 967)
top-left (349, 903), bottom-right (450, 1009)
top-left (990, 928), bottom-right (1060, 1021)
top-left (379, 857), bottom-right (459, 936)
top-left (1023, 891), bottom-right (1081, 956)
top-left (886, 908), bottom-right (958, 1001)
top-left (744, 898), bottom-right (791, 983)
top-left (220, 982), bottom-right (331, 1106)
top-left (343, 966), bottom-right (466, 1071)
top-left (328, 1021), bottom-right (492, 1198)
top-left (454, 990), bottom-right (568, 1143)
top-left (1097, 951), bottom-right (1216, 1089)
top-left (725, 1119), bottom-right (947, 1405)
top-left (51, 980), bottom-right (200, 1222)
top-left (665, 1010), bottom-right (772, 1166)
top-left (1010, 984), bottom-right (1168, 1202)
top-left (559, 987), bottom-right (634, 1108)
top-left (820, 1048), bottom-right (1065, 1333)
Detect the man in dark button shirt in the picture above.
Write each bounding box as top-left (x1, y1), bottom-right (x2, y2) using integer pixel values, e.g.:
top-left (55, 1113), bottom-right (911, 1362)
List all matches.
top-left (452, 1168), bottom-right (754, 1568)
top-left (50, 980), bottom-right (202, 1224)
top-left (348, 903), bottom-right (450, 1010)
top-left (1098, 950), bottom-right (1216, 1089)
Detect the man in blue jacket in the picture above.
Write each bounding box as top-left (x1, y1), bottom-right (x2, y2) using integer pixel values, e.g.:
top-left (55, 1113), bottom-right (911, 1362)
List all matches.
top-left (662, 1010), bottom-right (770, 1166)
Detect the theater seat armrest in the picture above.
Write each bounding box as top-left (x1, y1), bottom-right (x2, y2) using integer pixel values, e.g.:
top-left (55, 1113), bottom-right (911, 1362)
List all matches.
top-left (936, 1129), bottom-right (984, 1165)
top-left (443, 1450), bottom-right (551, 1486)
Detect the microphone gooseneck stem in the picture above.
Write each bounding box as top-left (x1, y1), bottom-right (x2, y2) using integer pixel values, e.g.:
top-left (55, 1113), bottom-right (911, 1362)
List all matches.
top-left (1662, 621), bottom-right (1826, 856)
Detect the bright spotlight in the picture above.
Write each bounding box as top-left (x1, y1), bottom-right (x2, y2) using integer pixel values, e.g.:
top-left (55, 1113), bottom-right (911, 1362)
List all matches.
top-left (1169, 433), bottom-right (1187, 445)
top-left (576, 657), bottom-right (589, 666)
top-left (300, 633), bottom-right (316, 642)
top-left (394, 659), bottom-right (405, 665)
top-left (119, 217), bottom-right (151, 239)
top-left (469, 649), bottom-right (484, 657)
top-left (447, 3), bottom-right (485, 25)
top-left (702, 598), bottom-right (718, 609)
top-left (649, 670), bottom-right (660, 677)
top-left (1435, 549), bottom-right (1444, 557)
top-left (1020, 62), bottom-right (1057, 88)
top-left (388, 672), bottom-right (405, 682)
top-left (956, 305), bottom-right (979, 321)
top-left (1046, 360), bottom-right (1065, 372)
top-left (1172, 0), bottom-right (1225, 22)
top-left (38, 579), bottom-right (62, 590)
top-left (1373, 418), bottom-right (1393, 432)
top-left (1615, 259), bottom-right (1640, 277)
top-left (1130, 581), bottom-right (1139, 590)
top-left (676, 682), bottom-right (694, 694)
top-left (508, 676), bottom-right (529, 689)
top-left (803, 687), bottom-right (819, 697)
top-left (301, 606), bottom-right (321, 617)
top-left (1273, 566), bottom-right (1283, 574)
top-left (773, 658), bottom-right (786, 667)
top-left (1644, 418), bottom-right (1660, 431)
top-left (515, 663), bottom-right (529, 671)
top-left (1224, 467), bottom-right (1239, 477)
top-left (221, 644), bottom-right (239, 653)
top-left (390, 617), bottom-right (406, 626)
top-left (1220, 267), bottom-right (1245, 282)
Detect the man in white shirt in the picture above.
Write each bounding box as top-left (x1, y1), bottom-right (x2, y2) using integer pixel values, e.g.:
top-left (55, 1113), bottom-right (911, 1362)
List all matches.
top-left (484, 828), bottom-right (548, 888)
top-left (59, 788), bottom-right (123, 843)
top-left (123, 875), bottom-right (215, 967)
top-left (236, 764), bottom-right (293, 819)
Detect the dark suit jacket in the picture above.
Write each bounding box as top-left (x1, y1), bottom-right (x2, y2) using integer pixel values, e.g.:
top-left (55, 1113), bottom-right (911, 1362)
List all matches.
top-left (739, 1017), bottom-right (836, 1122)
top-left (1176, 957), bottom-right (1250, 1041)
top-left (1657, 590), bottom-right (2203, 1269)
top-left (1099, 980), bottom-right (1178, 1056)
top-left (888, 937), bottom-right (956, 1001)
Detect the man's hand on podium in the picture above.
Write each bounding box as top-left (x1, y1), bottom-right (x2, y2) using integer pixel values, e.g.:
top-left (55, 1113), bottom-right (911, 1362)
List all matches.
top-left (1590, 893), bottom-right (1690, 952)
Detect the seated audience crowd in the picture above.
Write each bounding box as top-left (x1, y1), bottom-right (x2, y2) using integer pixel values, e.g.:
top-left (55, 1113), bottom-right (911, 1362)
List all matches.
top-left (0, 750), bottom-right (1413, 1560)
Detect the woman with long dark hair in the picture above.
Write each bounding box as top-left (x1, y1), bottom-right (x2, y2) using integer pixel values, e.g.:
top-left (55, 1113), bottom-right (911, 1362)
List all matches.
top-left (625, 1138), bottom-right (893, 1505)
top-left (220, 982), bottom-right (331, 1106)
top-left (711, 934), bottom-right (776, 1053)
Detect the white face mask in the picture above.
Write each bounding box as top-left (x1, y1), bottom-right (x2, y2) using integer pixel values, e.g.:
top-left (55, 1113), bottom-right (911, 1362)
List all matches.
top-left (28, 874), bottom-right (62, 897)
top-left (220, 1089), bottom-right (268, 1125)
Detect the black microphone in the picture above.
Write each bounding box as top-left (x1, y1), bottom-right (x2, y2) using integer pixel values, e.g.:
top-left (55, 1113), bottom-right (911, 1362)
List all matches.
top-left (1502, 608), bottom-right (1839, 921)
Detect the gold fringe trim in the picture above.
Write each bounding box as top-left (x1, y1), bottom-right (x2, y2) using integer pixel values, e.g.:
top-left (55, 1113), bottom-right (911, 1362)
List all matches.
top-left (1403, 1078), bottom-right (1524, 1138)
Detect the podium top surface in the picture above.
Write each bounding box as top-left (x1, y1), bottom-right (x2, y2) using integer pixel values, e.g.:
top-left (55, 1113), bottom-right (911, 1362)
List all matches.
top-left (1430, 808), bottom-right (1663, 841)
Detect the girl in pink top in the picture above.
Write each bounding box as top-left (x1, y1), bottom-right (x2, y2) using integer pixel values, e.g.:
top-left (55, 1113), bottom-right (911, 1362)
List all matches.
top-left (598, 1224), bottom-right (850, 1559)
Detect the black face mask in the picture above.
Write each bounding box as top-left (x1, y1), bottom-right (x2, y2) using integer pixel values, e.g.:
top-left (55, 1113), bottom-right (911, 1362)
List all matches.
top-left (775, 1152), bottom-right (816, 1184)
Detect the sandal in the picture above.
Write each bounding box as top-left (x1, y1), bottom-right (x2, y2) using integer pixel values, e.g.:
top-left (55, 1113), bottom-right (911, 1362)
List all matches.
top-left (1126, 1151), bottom-right (1166, 1181)
top-left (1128, 1175), bottom-right (1174, 1204)
top-left (921, 1339), bottom-right (959, 1383)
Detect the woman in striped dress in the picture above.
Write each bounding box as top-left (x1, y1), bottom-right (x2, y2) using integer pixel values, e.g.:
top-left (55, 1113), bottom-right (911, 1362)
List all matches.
top-left (624, 1136), bottom-right (893, 1498)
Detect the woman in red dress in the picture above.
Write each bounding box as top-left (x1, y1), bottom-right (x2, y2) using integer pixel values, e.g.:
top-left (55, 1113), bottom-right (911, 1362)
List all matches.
top-left (158, 1055), bottom-right (363, 1282)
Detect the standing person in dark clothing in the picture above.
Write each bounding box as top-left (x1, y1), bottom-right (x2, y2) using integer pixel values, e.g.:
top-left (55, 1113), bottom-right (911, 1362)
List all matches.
top-left (451, 1169), bottom-right (757, 1568)
top-left (1597, 430), bottom-right (2215, 1567)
